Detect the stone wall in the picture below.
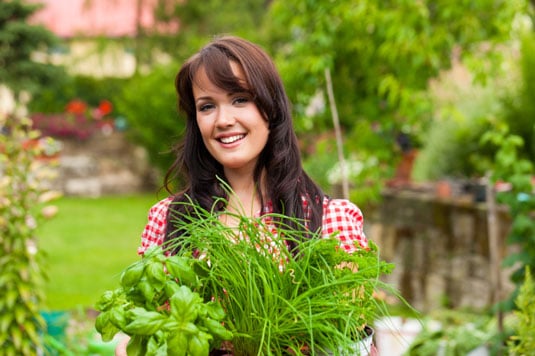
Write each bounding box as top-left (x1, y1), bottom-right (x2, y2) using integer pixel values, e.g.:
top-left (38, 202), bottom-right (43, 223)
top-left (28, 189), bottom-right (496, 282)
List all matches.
top-left (48, 131), bottom-right (159, 197)
top-left (368, 188), bottom-right (515, 312)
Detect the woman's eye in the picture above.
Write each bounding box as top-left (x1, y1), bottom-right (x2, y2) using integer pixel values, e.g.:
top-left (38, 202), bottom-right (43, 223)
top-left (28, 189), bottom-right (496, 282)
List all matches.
top-left (232, 97), bottom-right (249, 105)
top-left (198, 103), bottom-right (214, 112)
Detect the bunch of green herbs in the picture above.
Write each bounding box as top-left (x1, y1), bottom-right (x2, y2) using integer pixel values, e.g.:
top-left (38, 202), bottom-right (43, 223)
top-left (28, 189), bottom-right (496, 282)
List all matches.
top-left (96, 199), bottom-right (394, 355)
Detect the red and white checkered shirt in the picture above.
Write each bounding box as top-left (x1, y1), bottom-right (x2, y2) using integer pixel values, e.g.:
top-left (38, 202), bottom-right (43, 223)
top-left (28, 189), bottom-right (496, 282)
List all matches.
top-left (138, 197), bottom-right (367, 255)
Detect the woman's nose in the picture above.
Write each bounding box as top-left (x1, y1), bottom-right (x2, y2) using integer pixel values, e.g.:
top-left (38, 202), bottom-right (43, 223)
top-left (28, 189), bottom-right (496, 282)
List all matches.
top-left (215, 105), bottom-right (236, 127)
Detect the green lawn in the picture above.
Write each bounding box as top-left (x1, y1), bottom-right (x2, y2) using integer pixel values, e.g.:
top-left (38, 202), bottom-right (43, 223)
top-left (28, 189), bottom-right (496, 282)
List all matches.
top-left (38, 194), bottom-right (162, 311)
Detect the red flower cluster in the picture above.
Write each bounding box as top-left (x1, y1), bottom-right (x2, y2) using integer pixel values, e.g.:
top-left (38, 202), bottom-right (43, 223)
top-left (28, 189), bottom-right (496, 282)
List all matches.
top-left (31, 99), bottom-right (116, 140)
top-left (65, 99), bottom-right (87, 115)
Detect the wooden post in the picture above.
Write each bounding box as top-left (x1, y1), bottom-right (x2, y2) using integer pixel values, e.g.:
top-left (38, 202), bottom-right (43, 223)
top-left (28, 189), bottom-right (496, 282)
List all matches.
top-left (324, 68), bottom-right (349, 199)
top-left (486, 172), bottom-right (503, 338)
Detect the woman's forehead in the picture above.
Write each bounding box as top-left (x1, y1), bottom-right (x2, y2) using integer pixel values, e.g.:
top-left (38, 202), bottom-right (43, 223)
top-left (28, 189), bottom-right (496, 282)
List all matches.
top-left (192, 61), bottom-right (248, 93)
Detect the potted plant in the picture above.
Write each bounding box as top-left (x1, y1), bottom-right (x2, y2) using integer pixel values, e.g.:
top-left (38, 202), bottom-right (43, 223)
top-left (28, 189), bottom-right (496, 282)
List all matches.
top-left (95, 200), bottom-right (395, 355)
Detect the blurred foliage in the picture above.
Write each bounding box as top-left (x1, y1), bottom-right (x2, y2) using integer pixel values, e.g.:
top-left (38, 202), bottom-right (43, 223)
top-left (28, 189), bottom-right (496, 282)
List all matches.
top-left (27, 75), bottom-right (128, 114)
top-left (483, 120), bottom-right (535, 311)
top-left (405, 310), bottom-right (498, 356)
top-left (476, 31), bottom-right (535, 312)
top-left (0, 116), bottom-right (61, 355)
top-left (134, 0), bottom-right (269, 69)
top-left (266, 0), bottom-right (529, 135)
top-left (28, 0), bottom-right (530, 199)
top-left (508, 268), bottom-right (535, 355)
top-left (411, 63), bottom-right (507, 181)
top-left (114, 63), bottom-right (183, 178)
top-left (23, 0), bottom-right (535, 200)
top-left (0, 0), bottom-right (66, 95)
top-left (501, 32), bottom-right (535, 162)
top-left (265, 0), bottom-right (531, 202)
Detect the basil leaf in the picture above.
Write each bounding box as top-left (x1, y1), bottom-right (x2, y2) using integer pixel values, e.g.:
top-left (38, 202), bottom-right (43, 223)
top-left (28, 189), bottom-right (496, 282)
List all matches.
top-left (121, 262), bottom-right (145, 288)
top-left (170, 285), bottom-right (201, 323)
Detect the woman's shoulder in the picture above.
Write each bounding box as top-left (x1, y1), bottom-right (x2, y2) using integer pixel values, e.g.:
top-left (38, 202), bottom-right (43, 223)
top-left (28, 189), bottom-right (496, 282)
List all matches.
top-left (322, 197), bottom-right (367, 251)
top-left (138, 196), bottom-right (173, 255)
top-left (149, 196), bottom-right (173, 213)
top-left (323, 198), bottom-right (363, 218)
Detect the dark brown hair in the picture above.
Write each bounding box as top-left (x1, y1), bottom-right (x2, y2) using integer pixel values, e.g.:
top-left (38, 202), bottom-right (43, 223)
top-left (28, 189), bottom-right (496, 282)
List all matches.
top-left (163, 36), bottom-right (325, 252)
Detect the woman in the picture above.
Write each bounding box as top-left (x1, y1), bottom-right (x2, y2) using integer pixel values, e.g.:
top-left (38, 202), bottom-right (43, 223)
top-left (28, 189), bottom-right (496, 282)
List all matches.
top-left (117, 35), bottom-right (371, 355)
top-left (139, 35), bottom-right (367, 257)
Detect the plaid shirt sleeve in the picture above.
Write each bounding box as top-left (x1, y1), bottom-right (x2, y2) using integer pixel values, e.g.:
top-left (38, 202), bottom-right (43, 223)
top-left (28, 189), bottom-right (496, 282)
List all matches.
top-left (322, 198), bottom-right (368, 253)
top-left (138, 197), bottom-right (172, 256)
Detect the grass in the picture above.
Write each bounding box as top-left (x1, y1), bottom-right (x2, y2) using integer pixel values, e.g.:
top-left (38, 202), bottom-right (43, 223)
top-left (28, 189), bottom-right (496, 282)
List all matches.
top-left (38, 194), bottom-right (162, 311)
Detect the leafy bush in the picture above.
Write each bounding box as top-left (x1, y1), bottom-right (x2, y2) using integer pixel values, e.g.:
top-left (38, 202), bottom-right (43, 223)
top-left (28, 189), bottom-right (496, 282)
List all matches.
top-left (114, 63), bottom-right (184, 177)
top-left (0, 116), bottom-right (61, 355)
top-left (501, 33), bottom-right (535, 163)
top-left (508, 268), bottom-right (535, 355)
top-left (411, 63), bottom-right (506, 181)
top-left (28, 75), bottom-right (128, 114)
top-left (405, 310), bottom-right (497, 356)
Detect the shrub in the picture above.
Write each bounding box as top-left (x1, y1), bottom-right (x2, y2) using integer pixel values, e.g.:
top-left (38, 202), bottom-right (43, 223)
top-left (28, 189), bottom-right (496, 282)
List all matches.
top-left (114, 63), bottom-right (185, 178)
top-left (508, 267), bottom-right (535, 355)
top-left (0, 115), bottom-right (61, 355)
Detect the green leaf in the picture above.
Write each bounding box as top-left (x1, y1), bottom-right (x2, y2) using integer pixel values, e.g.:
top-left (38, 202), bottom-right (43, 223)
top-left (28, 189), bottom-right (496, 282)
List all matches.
top-left (110, 306), bottom-right (127, 329)
top-left (14, 304), bottom-right (26, 324)
top-left (187, 332), bottom-right (211, 356)
top-left (164, 280), bottom-right (180, 298)
top-left (205, 301), bottom-right (225, 321)
top-left (169, 285), bottom-right (201, 323)
top-left (146, 261), bottom-right (167, 286)
top-left (127, 335), bottom-right (147, 356)
top-left (203, 318), bottom-right (232, 341)
top-left (146, 334), bottom-right (167, 356)
top-left (95, 311), bottom-right (120, 342)
top-left (167, 333), bottom-right (188, 356)
top-left (0, 312), bottom-right (13, 333)
top-left (11, 325), bottom-right (22, 349)
top-left (95, 290), bottom-right (115, 311)
top-left (5, 289), bottom-right (18, 309)
top-left (165, 256), bottom-right (197, 286)
top-left (124, 308), bottom-right (166, 335)
top-left (137, 279), bottom-right (157, 303)
top-left (121, 262), bottom-right (145, 288)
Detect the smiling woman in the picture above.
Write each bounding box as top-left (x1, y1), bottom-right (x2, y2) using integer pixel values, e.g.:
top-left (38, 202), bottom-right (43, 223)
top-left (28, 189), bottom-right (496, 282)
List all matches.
top-left (111, 35), bottom-right (379, 355)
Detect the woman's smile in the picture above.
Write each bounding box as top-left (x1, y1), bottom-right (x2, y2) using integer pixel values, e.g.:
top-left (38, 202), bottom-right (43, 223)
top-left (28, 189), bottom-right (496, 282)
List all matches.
top-left (217, 133), bottom-right (246, 145)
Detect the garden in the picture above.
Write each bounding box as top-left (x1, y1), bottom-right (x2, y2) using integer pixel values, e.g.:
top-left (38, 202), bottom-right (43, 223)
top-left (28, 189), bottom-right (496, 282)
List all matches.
top-left (2, 0), bottom-right (535, 355)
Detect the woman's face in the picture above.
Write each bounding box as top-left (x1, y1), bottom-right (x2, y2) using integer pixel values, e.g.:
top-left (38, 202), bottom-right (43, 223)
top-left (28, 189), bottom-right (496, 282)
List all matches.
top-left (193, 62), bottom-right (269, 175)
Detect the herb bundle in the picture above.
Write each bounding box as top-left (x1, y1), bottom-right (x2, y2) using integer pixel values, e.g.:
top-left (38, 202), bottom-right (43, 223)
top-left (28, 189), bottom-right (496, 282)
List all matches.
top-left (95, 200), bottom-right (395, 355)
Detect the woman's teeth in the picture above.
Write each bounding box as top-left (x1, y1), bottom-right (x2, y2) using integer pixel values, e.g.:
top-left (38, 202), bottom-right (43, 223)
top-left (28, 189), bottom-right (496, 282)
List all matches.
top-left (219, 134), bottom-right (245, 144)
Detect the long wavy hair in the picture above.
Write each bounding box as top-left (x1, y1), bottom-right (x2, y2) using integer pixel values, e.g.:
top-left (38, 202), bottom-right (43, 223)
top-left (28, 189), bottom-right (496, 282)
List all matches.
top-left (163, 36), bottom-right (325, 252)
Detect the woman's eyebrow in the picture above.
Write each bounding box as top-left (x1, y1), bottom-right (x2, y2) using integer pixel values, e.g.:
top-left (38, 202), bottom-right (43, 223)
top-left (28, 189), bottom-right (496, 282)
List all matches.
top-left (195, 96), bottom-right (213, 103)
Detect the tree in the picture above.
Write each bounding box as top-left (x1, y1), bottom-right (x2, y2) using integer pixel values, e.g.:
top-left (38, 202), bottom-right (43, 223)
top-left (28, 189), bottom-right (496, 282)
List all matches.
top-left (266, 0), bottom-right (531, 150)
top-left (264, 0), bottom-right (532, 204)
top-left (0, 0), bottom-right (65, 96)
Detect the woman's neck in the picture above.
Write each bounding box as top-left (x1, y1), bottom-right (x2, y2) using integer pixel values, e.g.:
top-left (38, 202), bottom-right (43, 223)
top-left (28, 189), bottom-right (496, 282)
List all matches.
top-left (223, 168), bottom-right (266, 218)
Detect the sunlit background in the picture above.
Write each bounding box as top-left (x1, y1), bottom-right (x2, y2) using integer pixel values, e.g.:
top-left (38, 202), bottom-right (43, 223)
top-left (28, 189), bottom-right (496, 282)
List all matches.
top-left (1, 0), bottom-right (535, 355)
